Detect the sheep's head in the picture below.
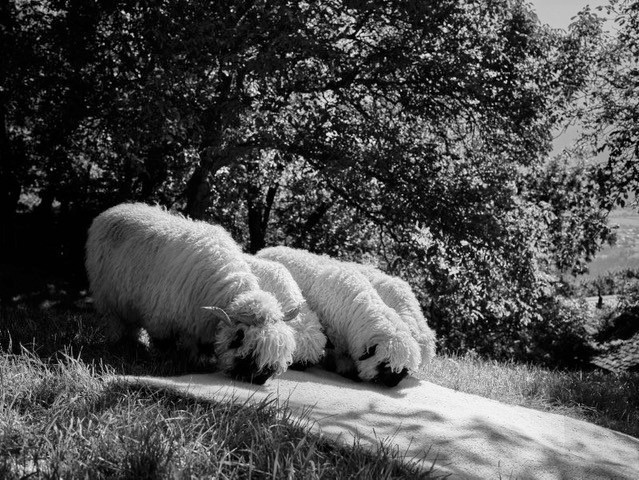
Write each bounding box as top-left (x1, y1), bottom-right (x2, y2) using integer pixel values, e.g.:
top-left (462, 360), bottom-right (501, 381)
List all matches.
top-left (353, 330), bottom-right (421, 387)
top-left (203, 291), bottom-right (297, 384)
top-left (355, 344), bottom-right (407, 387)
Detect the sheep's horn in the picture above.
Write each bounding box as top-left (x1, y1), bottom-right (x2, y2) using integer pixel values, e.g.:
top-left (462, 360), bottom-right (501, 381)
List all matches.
top-left (283, 306), bottom-right (301, 322)
top-left (201, 306), bottom-right (233, 327)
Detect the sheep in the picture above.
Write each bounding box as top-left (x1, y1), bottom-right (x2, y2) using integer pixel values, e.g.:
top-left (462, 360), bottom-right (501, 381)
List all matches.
top-left (243, 255), bottom-right (327, 369)
top-left (350, 263), bottom-right (436, 365)
top-left (257, 246), bottom-right (421, 387)
top-left (85, 202), bottom-right (296, 384)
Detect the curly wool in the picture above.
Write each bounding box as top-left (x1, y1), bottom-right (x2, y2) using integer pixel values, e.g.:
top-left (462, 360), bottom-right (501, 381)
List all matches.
top-left (244, 255), bottom-right (327, 365)
top-left (85, 203), bottom-right (295, 375)
top-left (257, 246), bottom-right (421, 381)
top-left (215, 319), bottom-right (296, 374)
top-left (350, 263), bottom-right (436, 366)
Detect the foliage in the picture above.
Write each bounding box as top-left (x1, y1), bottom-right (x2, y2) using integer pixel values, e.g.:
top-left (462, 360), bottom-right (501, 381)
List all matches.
top-left (523, 158), bottom-right (614, 275)
top-left (575, 0), bottom-right (639, 210)
top-left (1, 0), bottom-right (623, 364)
top-left (593, 271), bottom-right (639, 343)
top-left (525, 296), bottom-right (599, 369)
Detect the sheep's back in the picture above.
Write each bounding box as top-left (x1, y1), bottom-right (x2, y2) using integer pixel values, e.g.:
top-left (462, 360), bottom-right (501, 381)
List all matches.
top-left (244, 255), bottom-right (305, 311)
top-left (258, 247), bottom-right (399, 345)
top-left (87, 203), bottom-right (259, 325)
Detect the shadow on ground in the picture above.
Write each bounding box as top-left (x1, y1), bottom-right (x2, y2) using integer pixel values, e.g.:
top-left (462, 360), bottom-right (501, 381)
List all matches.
top-left (131, 368), bottom-right (639, 480)
top-left (0, 303), bottom-right (216, 377)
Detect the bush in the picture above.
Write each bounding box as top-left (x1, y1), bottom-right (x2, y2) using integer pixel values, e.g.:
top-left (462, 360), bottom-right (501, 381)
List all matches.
top-left (525, 296), bottom-right (599, 369)
top-left (427, 288), bottom-right (599, 369)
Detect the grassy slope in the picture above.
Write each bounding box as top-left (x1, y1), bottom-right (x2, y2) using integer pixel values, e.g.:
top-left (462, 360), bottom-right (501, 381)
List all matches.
top-left (0, 308), bottom-right (437, 479)
top-left (1, 306), bottom-right (638, 478)
top-left (419, 354), bottom-right (639, 438)
top-left (0, 353), bottom-right (436, 479)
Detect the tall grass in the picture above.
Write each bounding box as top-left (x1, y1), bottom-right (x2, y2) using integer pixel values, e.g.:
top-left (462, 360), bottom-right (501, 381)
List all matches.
top-left (0, 350), bottom-right (437, 479)
top-left (0, 306), bottom-right (204, 377)
top-left (1, 305), bottom-right (638, 479)
top-left (420, 353), bottom-right (639, 438)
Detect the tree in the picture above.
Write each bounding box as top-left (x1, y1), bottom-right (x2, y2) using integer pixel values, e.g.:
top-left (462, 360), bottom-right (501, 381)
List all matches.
top-left (578, 0), bottom-right (639, 210)
top-left (523, 157), bottom-right (614, 275)
top-left (3, 0), bottom-right (612, 360)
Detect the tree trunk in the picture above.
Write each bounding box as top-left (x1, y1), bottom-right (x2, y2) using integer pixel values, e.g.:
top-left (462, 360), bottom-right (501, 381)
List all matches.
top-left (34, 150), bottom-right (65, 217)
top-left (293, 202), bottom-right (331, 249)
top-left (183, 143), bottom-right (256, 219)
top-left (184, 165), bottom-right (211, 219)
top-left (246, 181), bottom-right (279, 254)
top-left (140, 144), bottom-right (170, 200)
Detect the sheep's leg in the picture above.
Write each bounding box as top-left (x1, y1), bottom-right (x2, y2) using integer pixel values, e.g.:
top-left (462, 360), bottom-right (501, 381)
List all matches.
top-left (321, 343), bottom-right (361, 381)
top-left (174, 332), bottom-right (218, 372)
top-left (289, 361), bottom-right (310, 371)
top-left (334, 355), bottom-right (361, 381)
top-left (149, 334), bottom-right (178, 354)
top-left (100, 311), bottom-right (139, 344)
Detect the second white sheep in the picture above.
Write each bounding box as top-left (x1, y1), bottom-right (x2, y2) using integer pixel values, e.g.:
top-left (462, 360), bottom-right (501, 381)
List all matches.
top-left (257, 246), bottom-right (421, 387)
top-left (352, 263), bottom-right (436, 365)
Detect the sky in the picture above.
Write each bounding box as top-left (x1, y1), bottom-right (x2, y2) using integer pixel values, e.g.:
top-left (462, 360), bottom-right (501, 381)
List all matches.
top-left (528, 0), bottom-right (610, 29)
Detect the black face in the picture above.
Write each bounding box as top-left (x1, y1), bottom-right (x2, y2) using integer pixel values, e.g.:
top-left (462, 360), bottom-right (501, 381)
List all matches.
top-left (374, 363), bottom-right (408, 387)
top-left (229, 329), bottom-right (245, 349)
top-left (229, 354), bottom-right (276, 385)
top-left (197, 340), bottom-right (216, 357)
top-left (226, 328), bottom-right (275, 384)
top-left (359, 344), bottom-right (377, 361)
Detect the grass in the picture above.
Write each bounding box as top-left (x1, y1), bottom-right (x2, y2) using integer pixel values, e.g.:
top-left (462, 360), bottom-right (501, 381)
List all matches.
top-left (1, 306), bottom-right (638, 478)
top-left (419, 353), bottom-right (639, 438)
top-left (0, 352), bottom-right (436, 479)
top-left (0, 307), bottom-right (438, 479)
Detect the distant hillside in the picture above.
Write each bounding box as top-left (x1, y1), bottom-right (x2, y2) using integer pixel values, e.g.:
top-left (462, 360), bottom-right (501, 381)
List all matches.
top-left (583, 209), bottom-right (639, 279)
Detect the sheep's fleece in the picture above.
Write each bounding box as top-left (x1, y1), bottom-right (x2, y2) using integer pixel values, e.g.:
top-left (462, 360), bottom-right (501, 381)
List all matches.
top-left (257, 246), bottom-right (420, 386)
top-left (350, 262), bottom-right (436, 365)
top-left (85, 203), bottom-right (296, 383)
top-left (244, 254), bottom-right (326, 366)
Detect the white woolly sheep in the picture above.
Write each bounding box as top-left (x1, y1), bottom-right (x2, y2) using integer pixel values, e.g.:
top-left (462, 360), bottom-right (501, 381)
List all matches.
top-left (85, 203), bottom-right (296, 384)
top-left (350, 263), bottom-right (436, 365)
top-left (257, 246), bottom-right (421, 387)
top-left (244, 255), bottom-right (327, 368)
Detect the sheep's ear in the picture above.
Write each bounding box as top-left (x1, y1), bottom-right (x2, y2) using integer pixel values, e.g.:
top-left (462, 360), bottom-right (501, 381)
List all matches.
top-left (359, 344), bottom-right (377, 361)
top-left (283, 306), bottom-right (301, 322)
top-left (202, 306), bottom-right (233, 327)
